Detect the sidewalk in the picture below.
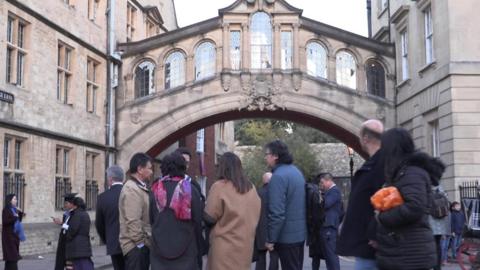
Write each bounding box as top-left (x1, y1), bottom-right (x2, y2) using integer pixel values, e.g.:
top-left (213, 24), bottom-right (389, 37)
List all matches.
top-left (0, 245), bottom-right (112, 270)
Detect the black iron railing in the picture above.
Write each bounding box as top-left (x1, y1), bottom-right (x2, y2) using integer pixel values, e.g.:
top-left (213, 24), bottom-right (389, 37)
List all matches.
top-left (3, 172), bottom-right (26, 209)
top-left (85, 180), bottom-right (98, 210)
top-left (55, 177), bottom-right (72, 210)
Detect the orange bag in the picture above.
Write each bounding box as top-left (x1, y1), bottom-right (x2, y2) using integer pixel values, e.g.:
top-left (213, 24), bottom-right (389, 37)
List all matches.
top-left (371, 186), bottom-right (404, 211)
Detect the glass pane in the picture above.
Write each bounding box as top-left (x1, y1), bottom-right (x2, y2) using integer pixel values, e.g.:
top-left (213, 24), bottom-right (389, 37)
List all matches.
top-left (57, 71), bottom-right (62, 100)
top-left (92, 63), bottom-right (97, 82)
top-left (55, 148), bottom-right (60, 174)
top-left (17, 52), bottom-right (24, 86)
top-left (92, 87), bottom-right (97, 113)
top-left (195, 42), bottom-right (216, 80)
top-left (7, 17), bottom-right (14, 43)
top-left (6, 48), bottom-right (13, 83)
top-left (165, 52), bottom-right (185, 89)
top-left (64, 75), bottom-right (69, 103)
top-left (366, 61), bottom-right (385, 98)
top-left (58, 45), bottom-right (62, 67)
top-left (14, 141), bottom-right (21, 170)
top-left (134, 61), bottom-right (155, 98)
top-left (230, 31), bottom-right (241, 70)
top-left (336, 51), bottom-right (356, 89)
top-left (401, 32), bottom-right (409, 80)
top-left (63, 150), bottom-right (69, 175)
top-left (65, 48), bottom-right (71, 70)
top-left (18, 23), bottom-right (25, 48)
top-left (250, 12), bottom-right (272, 69)
top-left (306, 42), bottom-right (327, 78)
top-left (4, 138), bottom-right (10, 168)
top-left (281, 31), bottom-right (292, 70)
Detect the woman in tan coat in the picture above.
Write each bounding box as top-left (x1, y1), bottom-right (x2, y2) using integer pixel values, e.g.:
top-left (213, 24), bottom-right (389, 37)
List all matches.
top-left (204, 152), bottom-right (261, 270)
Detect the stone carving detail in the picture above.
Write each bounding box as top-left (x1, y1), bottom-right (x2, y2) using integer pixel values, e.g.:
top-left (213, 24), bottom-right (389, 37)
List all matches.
top-left (376, 107), bottom-right (386, 121)
top-left (129, 106), bottom-right (142, 124)
top-left (239, 74), bottom-right (285, 111)
top-left (292, 72), bottom-right (302, 91)
top-left (221, 73), bottom-right (231, 92)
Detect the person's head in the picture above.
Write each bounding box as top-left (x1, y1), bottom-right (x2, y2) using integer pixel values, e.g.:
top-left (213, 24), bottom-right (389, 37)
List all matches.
top-left (129, 152), bottom-right (153, 181)
top-left (359, 119), bottom-right (384, 157)
top-left (106, 165), bottom-right (125, 187)
top-left (318, 173), bottom-right (334, 191)
top-left (175, 147), bottom-right (192, 170)
top-left (72, 197), bottom-right (86, 210)
top-left (217, 152), bottom-right (252, 194)
top-left (63, 193), bottom-right (77, 210)
top-left (381, 128), bottom-right (416, 180)
top-left (4, 194), bottom-right (17, 209)
top-left (262, 172), bottom-right (272, 185)
top-left (161, 152), bottom-right (187, 178)
top-left (451, 201), bottom-right (461, 211)
top-left (264, 140), bottom-right (293, 168)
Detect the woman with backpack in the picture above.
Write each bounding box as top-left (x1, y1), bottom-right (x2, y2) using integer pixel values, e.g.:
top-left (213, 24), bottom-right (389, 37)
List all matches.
top-left (375, 128), bottom-right (439, 270)
top-left (149, 152), bottom-right (204, 270)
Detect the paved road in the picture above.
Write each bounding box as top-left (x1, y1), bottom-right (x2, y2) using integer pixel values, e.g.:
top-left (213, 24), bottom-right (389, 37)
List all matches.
top-left (0, 244), bottom-right (462, 270)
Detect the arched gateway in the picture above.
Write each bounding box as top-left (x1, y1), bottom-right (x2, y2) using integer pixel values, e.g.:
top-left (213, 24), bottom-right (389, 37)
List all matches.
top-left (116, 0), bottom-right (396, 168)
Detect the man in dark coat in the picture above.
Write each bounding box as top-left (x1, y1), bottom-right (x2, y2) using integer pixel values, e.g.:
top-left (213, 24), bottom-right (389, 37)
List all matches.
top-left (255, 172), bottom-right (279, 270)
top-left (96, 165), bottom-right (125, 270)
top-left (53, 193), bottom-right (77, 270)
top-left (318, 173), bottom-right (343, 270)
top-left (336, 119), bottom-right (384, 270)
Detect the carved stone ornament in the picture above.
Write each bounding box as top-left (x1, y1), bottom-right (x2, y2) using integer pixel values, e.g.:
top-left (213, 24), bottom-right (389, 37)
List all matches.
top-left (239, 74), bottom-right (285, 111)
top-left (292, 72), bottom-right (302, 91)
top-left (221, 73), bottom-right (231, 92)
top-left (129, 106), bottom-right (142, 124)
top-left (376, 107), bottom-right (386, 121)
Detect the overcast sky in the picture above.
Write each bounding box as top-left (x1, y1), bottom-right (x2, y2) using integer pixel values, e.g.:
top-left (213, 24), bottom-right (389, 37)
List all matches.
top-left (174, 0), bottom-right (368, 36)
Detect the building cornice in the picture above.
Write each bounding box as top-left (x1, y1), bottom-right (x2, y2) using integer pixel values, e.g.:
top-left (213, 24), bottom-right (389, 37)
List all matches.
top-left (6, 0), bottom-right (108, 60)
top-left (118, 17), bottom-right (222, 57)
top-left (218, 0), bottom-right (303, 15)
top-left (0, 119), bottom-right (114, 152)
top-left (300, 17), bottom-right (395, 57)
top-left (373, 26), bottom-right (390, 42)
top-left (390, 5), bottom-right (410, 24)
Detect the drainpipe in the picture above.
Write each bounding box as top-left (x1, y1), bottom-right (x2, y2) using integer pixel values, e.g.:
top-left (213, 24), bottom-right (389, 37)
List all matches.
top-left (106, 0), bottom-right (117, 184)
top-left (367, 0), bottom-right (372, 38)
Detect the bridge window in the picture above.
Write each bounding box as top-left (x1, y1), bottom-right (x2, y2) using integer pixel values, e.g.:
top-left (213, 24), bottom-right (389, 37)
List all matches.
top-left (195, 42), bottom-right (216, 80)
top-left (165, 51), bottom-right (185, 89)
top-left (336, 51), bottom-right (357, 89)
top-left (366, 60), bottom-right (386, 98)
top-left (250, 12), bottom-right (272, 69)
top-left (134, 61), bottom-right (155, 98)
top-left (230, 31), bottom-right (241, 70)
top-left (281, 31), bottom-right (292, 69)
top-left (306, 42), bottom-right (327, 78)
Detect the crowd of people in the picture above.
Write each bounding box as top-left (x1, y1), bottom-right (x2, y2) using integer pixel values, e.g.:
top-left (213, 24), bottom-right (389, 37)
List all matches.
top-left (0, 118), bottom-right (469, 270)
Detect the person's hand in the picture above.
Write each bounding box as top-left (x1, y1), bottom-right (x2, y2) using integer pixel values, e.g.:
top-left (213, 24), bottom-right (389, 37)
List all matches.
top-left (368, 240), bottom-right (379, 249)
top-left (265, 243), bottom-right (274, 251)
top-left (452, 232), bottom-right (456, 237)
top-left (52, 217), bottom-right (62, 225)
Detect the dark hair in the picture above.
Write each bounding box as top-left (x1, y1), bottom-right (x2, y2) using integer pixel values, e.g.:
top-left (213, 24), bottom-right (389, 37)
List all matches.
top-left (216, 152), bottom-right (252, 194)
top-left (129, 152), bottom-right (152, 174)
top-left (318, 172), bottom-right (333, 182)
top-left (161, 152), bottom-right (187, 178)
top-left (73, 197), bottom-right (86, 210)
top-left (4, 194), bottom-right (16, 209)
top-left (360, 127), bottom-right (382, 141)
top-left (175, 147), bottom-right (192, 158)
top-left (265, 140), bottom-right (293, 165)
top-left (451, 201), bottom-right (460, 210)
top-left (381, 128), bottom-right (416, 180)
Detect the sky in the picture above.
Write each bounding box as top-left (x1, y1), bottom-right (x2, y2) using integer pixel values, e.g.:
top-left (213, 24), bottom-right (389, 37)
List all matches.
top-left (174, 0), bottom-right (368, 36)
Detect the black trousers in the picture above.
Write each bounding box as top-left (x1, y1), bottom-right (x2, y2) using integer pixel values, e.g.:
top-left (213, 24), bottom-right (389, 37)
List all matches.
top-left (319, 228), bottom-right (340, 270)
top-left (124, 246), bottom-right (150, 270)
top-left (255, 249), bottom-right (279, 270)
top-left (275, 242), bottom-right (304, 270)
top-left (433, 235), bottom-right (442, 270)
top-left (111, 253), bottom-right (125, 270)
top-left (4, 261), bottom-right (18, 270)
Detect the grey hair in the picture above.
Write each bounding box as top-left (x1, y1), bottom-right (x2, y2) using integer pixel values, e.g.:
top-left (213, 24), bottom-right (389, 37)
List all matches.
top-left (106, 165), bottom-right (125, 182)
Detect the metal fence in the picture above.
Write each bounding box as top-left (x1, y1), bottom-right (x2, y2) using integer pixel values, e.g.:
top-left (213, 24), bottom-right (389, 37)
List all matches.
top-left (85, 180), bottom-right (98, 211)
top-left (459, 181), bottom-right (480, 200)
top-left (55, 177), bottom-right (72, 210)
top-left (3, 173), bottom-right (26, 210)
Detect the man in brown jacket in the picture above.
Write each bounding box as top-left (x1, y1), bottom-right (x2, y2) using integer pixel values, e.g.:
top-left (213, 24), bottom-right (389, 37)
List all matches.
top-left (119, 152), bottom-right (152, 270)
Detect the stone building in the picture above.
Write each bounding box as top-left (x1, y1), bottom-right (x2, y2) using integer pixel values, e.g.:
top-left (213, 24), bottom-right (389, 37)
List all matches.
top-left (370, 0), bottom-right (480, 197)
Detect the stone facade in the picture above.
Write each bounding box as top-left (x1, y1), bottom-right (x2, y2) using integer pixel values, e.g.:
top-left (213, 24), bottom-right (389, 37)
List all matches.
top-left (371, 0), bottom-right (480, 199)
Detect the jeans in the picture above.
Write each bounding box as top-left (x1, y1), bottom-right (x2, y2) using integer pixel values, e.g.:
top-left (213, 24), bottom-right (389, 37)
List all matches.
top-left (319, 228), bottom-right (340, 270)
top-left (354, 257), bottom-right (378, 270)
top-left (440, 235), bottom-right (451, 262)
top-left (451, 234), bottom-right (462, 259)
top-left (276, 242), bottom-right (304, 270)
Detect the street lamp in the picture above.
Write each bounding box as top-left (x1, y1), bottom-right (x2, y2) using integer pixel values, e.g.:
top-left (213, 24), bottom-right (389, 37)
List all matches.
top-left (347, 146), bottom-right (354, 179)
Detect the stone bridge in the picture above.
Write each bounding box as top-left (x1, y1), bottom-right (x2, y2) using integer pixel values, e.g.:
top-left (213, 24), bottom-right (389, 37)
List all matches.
top-left (116, 0), bottom-right (396, 167)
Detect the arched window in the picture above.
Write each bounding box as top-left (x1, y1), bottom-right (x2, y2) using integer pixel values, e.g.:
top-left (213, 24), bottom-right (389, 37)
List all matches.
top-left (195, 42), bottom-right (216, 80)
top-left (366, 60), bottom-right (386, 98)
top-left (164, 51), bottom-right (185, 89)
top-left (250, 12), bottom-right (272, 69)
top-left (336, 51), bottom-right (357, 89)
top-left (306, 42), bottom-right (327, 78)
top-left (134, 61), bottom-right (155, 98)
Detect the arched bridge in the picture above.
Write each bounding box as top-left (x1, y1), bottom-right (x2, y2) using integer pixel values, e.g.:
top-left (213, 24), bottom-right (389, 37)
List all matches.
top-left (116, 0), bottom-right (396, 167)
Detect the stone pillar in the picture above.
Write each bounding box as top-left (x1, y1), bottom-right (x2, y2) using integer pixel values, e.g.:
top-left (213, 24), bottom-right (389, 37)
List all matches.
top-left (186, 55), bottom-right (194, 82)
top-left (293, 23), bottom-right (300, 70)
top-left (273, 23), bottom-right (281, 70)
top-left (328, 55), bottom-right (336, 82)
top-left (222, 23), bottom-right (230, 71)
top-left (242, 23), bottom-right (250, 70)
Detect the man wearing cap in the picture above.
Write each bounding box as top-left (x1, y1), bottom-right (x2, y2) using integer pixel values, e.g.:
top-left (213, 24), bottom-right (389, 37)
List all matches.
top-left (53, 193), bottom-right (77, 270)
top-left (96, 165), bottom-right (125, 270)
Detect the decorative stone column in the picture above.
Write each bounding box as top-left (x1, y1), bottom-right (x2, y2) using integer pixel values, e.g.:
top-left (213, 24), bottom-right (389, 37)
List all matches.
top-left (186, 55), bottom-right (194, 83)
top-left (293, 23), bottom-right (300, 70)
top-left (242, 23), bottom-right (250, 70)
top-left (222, 23), bottom-right (230, 70)
top-left (273, 23), bottom-right (281, 70)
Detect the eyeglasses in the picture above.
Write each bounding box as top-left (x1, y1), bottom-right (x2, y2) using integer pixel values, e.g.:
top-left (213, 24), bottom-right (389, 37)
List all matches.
top-left (265, 152), bottom-right (272, 156)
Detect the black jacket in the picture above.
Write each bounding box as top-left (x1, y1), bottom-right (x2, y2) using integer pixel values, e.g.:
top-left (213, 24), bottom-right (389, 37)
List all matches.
top-left (54, 211), bottom-right (69, 270)
top-left (376, 153), bottom-right (440, 270)
top-left (255, 183), bottom-right (269, 251)
top-left (322, 185), bottom-right (343, 229)
top-left (65, 208), bottom-right (92, 260)
top-left (95, 184), bottom-right (123, 255)
top-left (337, 150), bottom-right (385, 259)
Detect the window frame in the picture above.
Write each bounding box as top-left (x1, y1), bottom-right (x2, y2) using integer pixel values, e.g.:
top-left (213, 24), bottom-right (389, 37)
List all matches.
top-left (423, 6), bottom-right (434, 64)
top-left (250, 12), bottom-right (273, 70)
top-left (280, 31), bottom-right (293, 70)
top-left (55, 146), bottom-right (72, 210)
top-left (400, 30), bottom-right (409, 81)
top-left (365, 59), bottom-right (386, 98)
top-left (230, 30), bottom-right (242, 70)
top-left (164, 51), bottom-right (186, 90)
top-left (3, 136), bottom-right (26, 210)
top-left (86, 58), bottom-right (100, 113)
top-left (57, 42), bottom-right (74, 105)
top-left (5, 14), bottom-right (28, 87)
top-left (126, 3), bottom-right (137, 42)
top-left (306, 41), bottom-right (328, 79)
top-left (335, 50), bottom-right (357, 89)
top-left (195, 41), bottom-right (216, 81)
top-left (134, 60), bottom-right (156, 98)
